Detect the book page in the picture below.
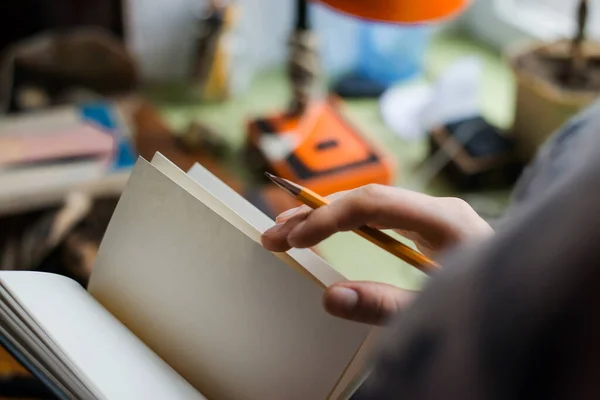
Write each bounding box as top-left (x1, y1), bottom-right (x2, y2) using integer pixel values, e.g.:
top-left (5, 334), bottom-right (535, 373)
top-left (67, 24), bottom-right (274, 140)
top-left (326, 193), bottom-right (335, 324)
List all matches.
top-left (152, 154), bottom-right (344, 288)
top-left (0, 271), bottom-right (205, 400)
top-left (185, 160), bottom-right (354, 288)
top-left (89, 157), bottom-right (371, 400)
top-left (184, 158), bottom-right (379, 399)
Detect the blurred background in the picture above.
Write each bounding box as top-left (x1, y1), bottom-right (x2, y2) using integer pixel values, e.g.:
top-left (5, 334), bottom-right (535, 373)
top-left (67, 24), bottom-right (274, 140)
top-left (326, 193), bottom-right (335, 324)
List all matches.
top-left (1, 0), bottom-right (599, 396)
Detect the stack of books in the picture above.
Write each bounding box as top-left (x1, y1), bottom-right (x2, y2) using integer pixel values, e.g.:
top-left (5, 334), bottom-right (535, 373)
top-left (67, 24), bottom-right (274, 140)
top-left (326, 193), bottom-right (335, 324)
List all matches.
top-left (0, 102), bottom-right (137, 215)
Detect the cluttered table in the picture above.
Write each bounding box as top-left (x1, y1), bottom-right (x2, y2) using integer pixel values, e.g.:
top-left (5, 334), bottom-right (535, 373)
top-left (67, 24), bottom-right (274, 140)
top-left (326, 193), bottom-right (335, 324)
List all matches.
top-left (143, 31), bottom-right (517, 291)
top-left (0, 31), bottom-right (519, 393)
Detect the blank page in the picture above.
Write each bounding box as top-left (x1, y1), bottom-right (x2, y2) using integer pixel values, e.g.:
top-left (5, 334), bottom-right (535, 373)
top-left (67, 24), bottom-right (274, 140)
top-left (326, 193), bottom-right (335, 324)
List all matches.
top-left (89, 157), bottom-right (370, 400)
top-left (153, 153), bottom-right (345, 288)
top-left (0, 271), bottom-right (205, 400)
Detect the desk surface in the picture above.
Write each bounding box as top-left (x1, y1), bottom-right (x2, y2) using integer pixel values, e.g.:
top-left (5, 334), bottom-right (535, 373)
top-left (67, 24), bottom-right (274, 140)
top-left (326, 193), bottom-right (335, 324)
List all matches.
top-left (144, 31), bottom-right (516, 290)
top-left (0, 31), bottom-right (517, 390)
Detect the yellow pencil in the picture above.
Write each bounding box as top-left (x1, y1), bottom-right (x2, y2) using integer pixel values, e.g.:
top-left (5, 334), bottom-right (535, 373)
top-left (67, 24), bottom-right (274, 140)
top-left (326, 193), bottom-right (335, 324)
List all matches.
top-left (265, 173), bottom-right (440, 275)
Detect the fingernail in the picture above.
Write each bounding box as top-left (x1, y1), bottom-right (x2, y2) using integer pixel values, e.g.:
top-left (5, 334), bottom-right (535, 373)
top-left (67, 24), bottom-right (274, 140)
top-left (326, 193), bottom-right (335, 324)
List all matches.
top-left (329, 287), bottom-right (359, 312)
top-left (266, 223), bottom-right (285, 234)
top-left (276, 207), bottom-right (300, 222)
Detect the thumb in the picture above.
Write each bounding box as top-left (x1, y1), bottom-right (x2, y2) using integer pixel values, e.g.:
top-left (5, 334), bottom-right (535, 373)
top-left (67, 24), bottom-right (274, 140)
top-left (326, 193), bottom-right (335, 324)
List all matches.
top-left (323, 281), bottom-right (416, 325)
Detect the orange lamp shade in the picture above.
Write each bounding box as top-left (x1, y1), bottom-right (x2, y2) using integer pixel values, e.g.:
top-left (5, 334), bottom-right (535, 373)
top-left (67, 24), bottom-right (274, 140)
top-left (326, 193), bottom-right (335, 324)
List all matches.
top-left (315, 0), bottom-right (469, 23)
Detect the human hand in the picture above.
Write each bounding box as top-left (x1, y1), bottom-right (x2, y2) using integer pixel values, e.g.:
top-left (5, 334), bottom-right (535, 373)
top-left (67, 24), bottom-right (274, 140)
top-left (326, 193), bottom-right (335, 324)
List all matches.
top-left (261, 184), bottom-right (493, 325)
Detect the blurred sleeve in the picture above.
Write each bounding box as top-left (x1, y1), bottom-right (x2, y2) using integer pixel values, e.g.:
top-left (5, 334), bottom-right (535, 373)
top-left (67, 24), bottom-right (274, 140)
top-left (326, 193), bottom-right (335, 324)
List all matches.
top-left (355, 126), bottom-right (600, 400)
top-left (509, 99), bottom-right (600, 212)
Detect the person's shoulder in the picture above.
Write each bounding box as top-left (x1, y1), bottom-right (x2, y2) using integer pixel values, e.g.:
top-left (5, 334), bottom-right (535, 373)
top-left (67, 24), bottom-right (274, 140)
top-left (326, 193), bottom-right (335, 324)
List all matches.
top-left (356, 127), bottom-right (600, 399)
top-left (509, 99), bottom-right (600, 211)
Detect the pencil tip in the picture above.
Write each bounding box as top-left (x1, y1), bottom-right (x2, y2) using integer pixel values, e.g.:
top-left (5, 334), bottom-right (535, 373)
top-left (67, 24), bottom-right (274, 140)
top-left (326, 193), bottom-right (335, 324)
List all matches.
top-left (264, 172), bottom-right (301, 196)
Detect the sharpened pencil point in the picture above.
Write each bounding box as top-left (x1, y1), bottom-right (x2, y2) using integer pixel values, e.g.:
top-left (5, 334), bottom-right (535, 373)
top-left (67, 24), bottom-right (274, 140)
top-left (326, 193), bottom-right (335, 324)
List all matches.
top-left (264, 172), bottom-right (302, 196)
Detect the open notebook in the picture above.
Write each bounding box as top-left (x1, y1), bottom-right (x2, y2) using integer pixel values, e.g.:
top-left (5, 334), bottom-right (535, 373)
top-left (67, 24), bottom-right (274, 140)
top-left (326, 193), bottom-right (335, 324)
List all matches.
top-left (0, 153), bottom-right (379, 400)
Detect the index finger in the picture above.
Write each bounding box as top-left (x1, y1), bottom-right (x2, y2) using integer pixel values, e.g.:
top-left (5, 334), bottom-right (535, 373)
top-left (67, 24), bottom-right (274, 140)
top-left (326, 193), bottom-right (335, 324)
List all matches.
top-left (286, 184), bottom-right (440, 249)
top-left (274, 191), bottom-right (350, 223)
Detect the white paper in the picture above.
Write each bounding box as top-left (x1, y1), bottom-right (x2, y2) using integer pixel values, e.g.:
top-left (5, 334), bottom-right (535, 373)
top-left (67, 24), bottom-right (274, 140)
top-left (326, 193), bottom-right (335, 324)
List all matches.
top-left (379, 83), bottom-right (433, 140)
top-left (420, 56), bottom-right (483, 131)
top-left (89, 156), bottom-right (370, 400)
top-left (379, 56), bottom-right (483, 139)
top-left (0, 271), bottom-right (205, 400)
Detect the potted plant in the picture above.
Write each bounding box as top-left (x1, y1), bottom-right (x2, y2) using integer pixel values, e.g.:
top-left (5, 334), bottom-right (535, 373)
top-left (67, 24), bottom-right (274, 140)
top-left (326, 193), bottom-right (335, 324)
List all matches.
top-left (507, 0), bottom-right (600, 161)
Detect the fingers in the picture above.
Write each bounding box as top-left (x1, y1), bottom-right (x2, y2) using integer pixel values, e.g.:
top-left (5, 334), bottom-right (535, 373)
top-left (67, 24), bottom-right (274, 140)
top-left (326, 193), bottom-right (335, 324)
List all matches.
top-left (274, 191), bottom-right (350, 224)
top-left (286, 185), bottom-right (438, 249)
top-left (261, 213), bottom-right (309, 252)
top-left (262, 191), bottom-right (350, 252)
top-left (323, 281), bottom-right (416, 325)
top-left (263, 184), bottom-right (492, 256)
